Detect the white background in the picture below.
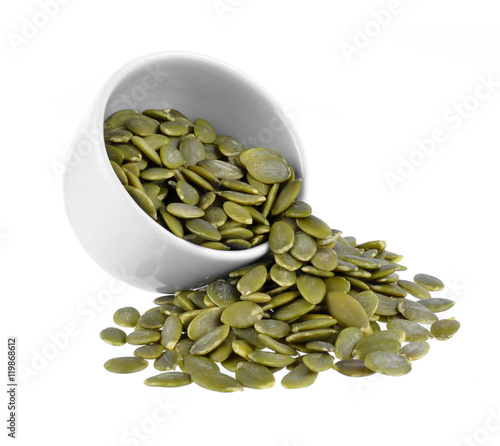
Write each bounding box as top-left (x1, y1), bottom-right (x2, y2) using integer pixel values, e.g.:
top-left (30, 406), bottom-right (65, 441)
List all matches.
top-left (2, 1), bottom-right (499, 445)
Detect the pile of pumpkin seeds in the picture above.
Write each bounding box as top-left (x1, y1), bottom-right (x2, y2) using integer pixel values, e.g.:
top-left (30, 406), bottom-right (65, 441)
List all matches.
top-left (102, 229), bottom-right (460, 391)
top-left (104, 108), bottom-right (299, 250)
top-left (101, 106), bottom-right (460, 391)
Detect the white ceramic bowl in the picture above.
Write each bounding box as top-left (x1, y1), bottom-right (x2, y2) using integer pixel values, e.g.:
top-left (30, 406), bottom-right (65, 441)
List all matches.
top-left (63, 52), bottom-right (305, 293)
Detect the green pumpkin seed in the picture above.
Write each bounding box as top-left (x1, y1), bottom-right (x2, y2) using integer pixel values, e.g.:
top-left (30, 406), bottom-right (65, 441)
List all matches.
top-left (224, 239), bottom-right (252, 250)
top-left (333, 359), bottom-right (375, 377)
top-left (237, 264), bottom-right (268, 296)
top-left (198, 159), bottom-right (244, 180)
top-left (232, 339), bottom-right (255, 359)
top-left (209, 337), bottom-right (234, 363)
top-left (240, 292), bottom-right (271, 303)
top-left (221, 354), bottom-right (248, 373)
top-left (207, 280), bottom-right (240, 308)
top-left (221, 302), bottom-right (263, 328)
top-left (126, 329), bottom-right (161, 345)
top-left (273, 298), bottom-right (316, 322)
top-left (430, 319), bottom-right (460, 340)
top-left (131, 136), bottom-right (162, 165)
top-left (296, 274), bottom-right (326, 305)
top-left (187, 308), bottom-right (223, 340)
top-left (303, 353), bottom-right (334, 372)
top-left (100, 327), bottom-right (126, 346)
top-left (369, 283), bottom-right (407, 298)
top-left (223, 201), bottom-right (252, 224)
top-left (326, 292), bottom-right (372, 337)
top-left (275, 251), bottom-right (303, 271)
top-left (220, 179), bottom-right (260, 195)
top-left (194, 118), bottom-right (216, 143)
top-left (126, 117), bottom-right (156, 136)
top-left (286, 328), bottom-right (336, 344)
top-left (248, 351), bottom-right (295, 367)
top-left (374, 293), bottom-right (399, 316)
top-left (365, 351), bottom-right (411, 376)
top-left (261, 182), bottom-right (279, 218)
top-left (104, 356), bottom-right (148, 374)
top-left (124, 185), bottom-right (157, 219)
top-left (220, 227), bottom-right (254, 240)
top-left (154, 350), bottom-right (182, 371)
top-left (269, 221), bottom-right (295, 254)
top-left (290, 231), bottom-right (317, 261)
top-left (134, 344), bottom-right (164, 359)
top-left (335, 327), bottom-right (364, 360)
top-left (160, 316), bottom-right (183, 350)
top-left (158, 207), bottom-right (184, 237)
top-left (335, 259), bottom-right (358, 273)
top-left (218, 136), bottom-right (246, 156)
top-left (310, 248), bottom-right (338, 272)
top-left (414, 273), bottom-right (445, 291)
top-left (291, 318), bottom-right (336, 333)
top-left (269, 264), bottom-right (297, 287)
top-left (351, 291), bottom-right (379, 319)
top-left (386, 319), bottom-right (432, 342)
top-left (254, 319), bottom-right (290, 338)
top-left (137, 310), bottom-right (166, 329)
top-left (181, 167), bottom-right (216, 191)
top-left (296, 215), bottom-right (332, 240)
top-left (244, 206), bottom-right (269, 226)
top-left (246, 172), bottom-right (270, 196)
top-left (105, 109), bottom-right (141, 130)
top-left (174, 293), bottom-right (197, 312)
top-left (258, 334), bottom-right (297, 356)
top-left (399, 341), bottom-right (430, 361)
top-left (324, 277), bottom-right (351, 293)
top-left (306, 341), bottom-right (335, 352)
top-left (113, 307), bottom-right (140, 327)
top-left (284, 200), bottom-right (312, 218)
top-left (203, 206), bottom-right (227, 228)
top-left (398, 280), bottom-right (432, 299)
top-left (142, 109), bottom-right (171, 121)
top-left (271, 179), bottom-right (302, 215)
top-left (166, 203), bottom-right (204, 219)
top-left (180, 355), bottom-right (219, 375)
top-left (398, 300), bottom-right (438, 324)
top-left (160, 120), bottom-right (189, 136)
top-left (158, 304), bottom-right (186, 317)
top-left (191, 370), bottom-right (243, 392)
top-left (106, 145), bottom-right (126, 165)
top-left (159, 144), bottom-right (184, 169)
top-left (353, 337), bottom-right (402, 360)
top-left (218, 191), bottom-right (266, 206)
top-left (144, 372), bottom-right (192, 387)
top-left (418, 298), bottom-right (455, 313)
top-left (235, 362), bottom-right (275, 389)
top-left (185, 218), bottom-right (221, 241)
top-left (111, 161), bottom-right (129, 186)
top-left (281, 363), bottom-right (318, 389)
top-left (244, 154), bottom-right (290, 184)
top-left (179, 134), bottom-right (205, 166)
top-left (357, 240), bottom-right (387, 251)
top-left (175, 338), bottom-right (196, 357)
top-left (340, 255), bottom-right (381, 270)
top-left (190, 324), bottom-right (230, 355)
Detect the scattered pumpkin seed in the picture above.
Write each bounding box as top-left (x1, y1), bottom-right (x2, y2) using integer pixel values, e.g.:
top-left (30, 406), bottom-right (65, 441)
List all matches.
top-left (430, 318), bottom-right (460, 340)
top-left (104, 356), bottom-right (149, 373)
top-left (414, 273), bottom-right (445, 291)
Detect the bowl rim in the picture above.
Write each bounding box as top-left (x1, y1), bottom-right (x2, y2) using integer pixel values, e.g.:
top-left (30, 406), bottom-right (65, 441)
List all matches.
top-left (93, 50), bottom-right (305, 260)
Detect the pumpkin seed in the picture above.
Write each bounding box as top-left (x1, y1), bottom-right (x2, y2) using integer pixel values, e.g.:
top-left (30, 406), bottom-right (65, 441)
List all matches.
top-left (284, 200), bottom-right (311, 218)
top-left (207, 280), bottom-right (240, 308)
top-left (306, 341), bottom-right (335, 352)
top-left (248, 351), bottom-right (295, 367)
top-left (386, 319), bottom-right (432, 342)
top-left (131, 136), bottom-right (162, 165)
top-left (166, 203), bottom-right (205, 219)
top-left (154, 350), bottom-right (182, 371)
top-left (335, 327), bottom-right (364, 360)
top-left (220, 179), bottom-right (260, 195)
top-left (291, 318), bottom-right (336, 333)
top-left (186, 308), bottom-right (223, 340)
top-left (398, 280), bottom-right (432, 299)
top-left (137, 311), bottom-right (166, 329)
top-left (223, 201), bottom-right (252, 224)
top-left (235, 362), bottom-right (275, 389)
top-left (271, 179), bottom-right (302, 215)
top-left (303, 353), bottom-right (334, 372)
top-left (261, 182), bottom-right (279, 218)
top-left (218, 191), bottom-right (266, 206)
top-left (296, 274), bottom-right (326, 305)
top-left (310, 248), bottom-right (338, 272)
top-left (134, 344), bottom-right (164, 359)
top-left (194, 118), bottom-right (216, 143)
top-left (258, 334), bottom-right (297, 356)
top-left (232, 340), bottom-right (254, 359)
top-left (105, 109), bottom-right (141, 130)
top-left (269, 221), bottom-right (295, 254)
top-left (296, 215), bottom-right (332, 240)
top-left (281, 363), bottom-right (318, 389)
top-left (399, 341), bottom-right (430, 361)
top-left (365, 351), bottom-right (411, 376)
top-left (126, 329), bottom-right (161, 345)
top-left (225, 239), bottom-right (252, 250)
top-left (240, 292), bottom-right (271, 303)
top-left (160, 120), bottom-right (189, 136)
top-left (113, 307), bottom-right (140, 327)
top-left (333, 359), bottom-right (375, 377)
top-left (185, 218), bottom-right (221, 241)
top-left (218, 136), bottom-right (246, 156)
top-left (244, 154), bottom-right (291, 184)
top-left (144, 372), bottom-right (192, 387)
top-left (104, 357), bottom-right (148, 374)
top-left (418, 298), bottom-right (455, 313)
top-left (430, 319), bottom-right (460, 340)
top-left (159, 208), bottom-right (184, 237)
top-left (175, 338), bottom-right (196, 357)
top-left (126, 117), bottom-right (156, 136)
top-left (273, 298), bottom-right (316, 322)
top-left (326, 292), bottom-right (372, 337)
top-left (181, 167), bottom-right (216, 191)
top-left (198, 159), bottom-right (244, 180)
top-left (124, 185), bottom-right (157, 220)
top-left (275, 251), bottom-right (303, 271)
top-left (414, 273), bottom-right (445, 291)
top-left (221, 302), bottom-right (264, 328)
top-left (285, 328), bottom-right (336, 344)
top-left (190, 324), bottom-right (230, 355)
top-left (357, 240), bottom-right (387, 251)
top-left (398, 300), bottom-right (438, 324)
top-left (209, 337), bottom-right (234, 363)
top-left (353, 337), bottom-right (401, 360)
top-left (161, 316), bottom-right (183, 350)
top-left (369, 283), bottom-right (407, 298)
top-left (237, 265), bottom-right (268, 296)
top-left (100, 327), bottom-right (126, 346)
top-left (290, 231), bottom-right (317, 261)
top-left (191, 370), bottom-right (243, 392)
top-left (254, 319), bottom-right (290, 338)
top-left (180, 355), bottom-right (219, 375)
top-left (324, 277), bottom-right (351, 293)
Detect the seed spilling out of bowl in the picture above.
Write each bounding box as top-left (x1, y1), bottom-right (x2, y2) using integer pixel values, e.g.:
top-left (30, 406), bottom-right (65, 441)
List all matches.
top-left (104, 108), bottom-right (299, 250)
top-left (102, 106), bottom-right (459, 391)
